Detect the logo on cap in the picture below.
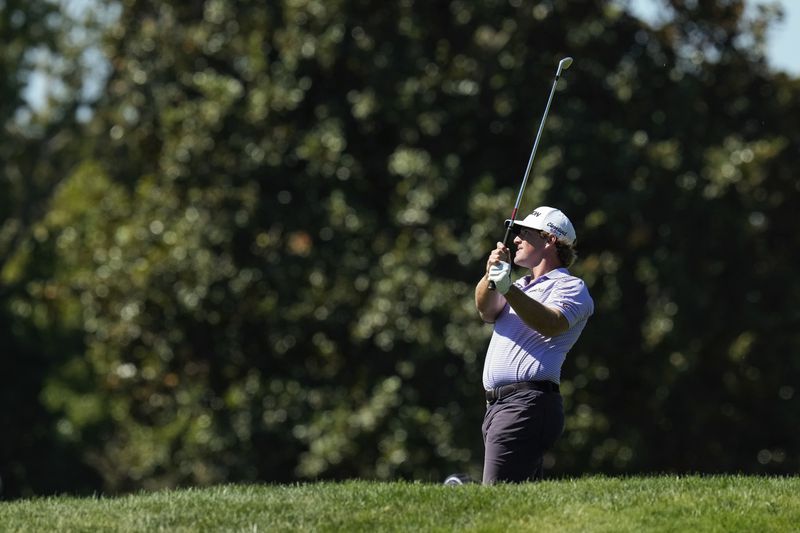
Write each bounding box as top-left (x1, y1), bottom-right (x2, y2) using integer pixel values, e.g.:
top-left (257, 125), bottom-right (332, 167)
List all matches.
top-left (547, 222), bottom-right (566, 237)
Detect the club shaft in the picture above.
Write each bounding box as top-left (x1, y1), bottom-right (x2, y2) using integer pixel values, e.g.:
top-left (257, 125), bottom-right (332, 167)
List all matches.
top-left (509, 72), bottom-right (562, 225)
top-left (488, 59), bottom-right (571, 290)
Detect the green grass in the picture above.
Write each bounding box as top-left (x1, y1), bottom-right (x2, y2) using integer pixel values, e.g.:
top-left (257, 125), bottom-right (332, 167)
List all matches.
top-left (1, 476), bottom-right (798, 532)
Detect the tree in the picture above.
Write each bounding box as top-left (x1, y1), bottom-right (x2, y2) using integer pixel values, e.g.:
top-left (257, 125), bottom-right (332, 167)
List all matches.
top-left (0, 0), bottom-right (105, 497)
top-left (4, 0), bottom-right (799, 495)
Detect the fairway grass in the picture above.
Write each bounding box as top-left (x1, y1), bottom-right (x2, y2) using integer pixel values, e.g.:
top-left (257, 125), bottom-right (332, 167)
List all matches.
top-left (1, 475), bottom-right (798, 532)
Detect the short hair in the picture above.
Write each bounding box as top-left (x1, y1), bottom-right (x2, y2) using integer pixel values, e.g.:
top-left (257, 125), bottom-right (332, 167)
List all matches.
top-left (541, 232), bottom-right (577, 267)
top-left (555, 240), bottom-right (577, 268)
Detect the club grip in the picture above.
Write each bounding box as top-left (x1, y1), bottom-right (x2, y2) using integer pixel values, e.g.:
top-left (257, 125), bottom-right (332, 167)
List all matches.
top-left (488, 279), bottom-right (497, 290)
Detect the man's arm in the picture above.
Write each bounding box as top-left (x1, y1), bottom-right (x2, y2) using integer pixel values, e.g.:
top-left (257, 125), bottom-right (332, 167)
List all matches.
top-left (475, 272), bottom-right (506, 323)
top-left (475, 242), bottom-right (510, 323)
top-left (504, 285), bottom-right (569, 337)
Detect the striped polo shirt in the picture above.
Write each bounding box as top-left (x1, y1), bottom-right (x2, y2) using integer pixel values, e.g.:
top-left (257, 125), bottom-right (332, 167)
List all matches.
top-left (482, 268), bottom-right (594, 389)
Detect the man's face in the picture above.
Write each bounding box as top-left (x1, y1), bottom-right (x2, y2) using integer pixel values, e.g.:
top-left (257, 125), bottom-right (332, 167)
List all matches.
top-left (512, 227), bottom-right (550, 268)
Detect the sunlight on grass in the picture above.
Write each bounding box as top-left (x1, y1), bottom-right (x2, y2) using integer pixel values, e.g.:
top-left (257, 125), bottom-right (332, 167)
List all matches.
top-left (1, 476), bottom-right (798, 532)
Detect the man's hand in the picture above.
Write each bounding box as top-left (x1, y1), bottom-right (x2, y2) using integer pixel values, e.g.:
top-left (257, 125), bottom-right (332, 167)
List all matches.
top-left (476, 242), bottom-right (512, 322)
top-left (488, 261), bottom-right (512, 294)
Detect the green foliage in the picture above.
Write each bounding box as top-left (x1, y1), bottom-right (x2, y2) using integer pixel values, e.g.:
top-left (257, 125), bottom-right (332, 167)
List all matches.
top-left (1, 477), bottom-right (800, 532)
top-left (2, 0), bottom-right (800, 497)
top-left (1, 0), bottom-right (106, 498)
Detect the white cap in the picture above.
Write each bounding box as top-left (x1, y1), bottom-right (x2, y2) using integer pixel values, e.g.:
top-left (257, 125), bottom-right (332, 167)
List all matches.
top-left (506, 206), bottom-right (576, 245)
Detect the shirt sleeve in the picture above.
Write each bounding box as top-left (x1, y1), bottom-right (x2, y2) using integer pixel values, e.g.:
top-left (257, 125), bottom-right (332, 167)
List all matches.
top-left (544, 278), bottom-right (594, 327)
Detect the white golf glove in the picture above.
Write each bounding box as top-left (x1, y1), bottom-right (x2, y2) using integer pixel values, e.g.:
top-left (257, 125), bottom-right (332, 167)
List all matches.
top-left (488, 261), bottom-right (512, 295)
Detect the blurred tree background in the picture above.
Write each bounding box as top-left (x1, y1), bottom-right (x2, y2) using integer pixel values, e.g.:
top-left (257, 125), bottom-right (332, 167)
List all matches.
top-left (1, 0), bottom-right (798, 497)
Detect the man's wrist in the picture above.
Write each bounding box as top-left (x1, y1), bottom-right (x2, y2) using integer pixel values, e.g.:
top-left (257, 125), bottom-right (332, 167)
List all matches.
top-left (497, 277), bottom-right (512, 295)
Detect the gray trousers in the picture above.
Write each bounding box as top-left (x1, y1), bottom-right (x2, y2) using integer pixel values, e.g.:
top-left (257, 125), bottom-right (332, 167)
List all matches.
top-left (482, 388), bottom-right (564, 484)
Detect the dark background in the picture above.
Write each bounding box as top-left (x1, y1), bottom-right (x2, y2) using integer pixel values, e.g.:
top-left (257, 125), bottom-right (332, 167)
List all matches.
top-left (1, 0), bottom-right (798, 498)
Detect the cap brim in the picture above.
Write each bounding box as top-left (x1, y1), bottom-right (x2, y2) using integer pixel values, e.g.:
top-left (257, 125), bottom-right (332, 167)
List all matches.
top-left (505, 218), bottom-right (544, 231)
top-left (505, 218), bottom-right (575, 244)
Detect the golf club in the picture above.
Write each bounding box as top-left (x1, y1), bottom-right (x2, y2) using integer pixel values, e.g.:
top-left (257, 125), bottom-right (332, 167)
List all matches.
top-left (489, 56), bottom-right (573, 290)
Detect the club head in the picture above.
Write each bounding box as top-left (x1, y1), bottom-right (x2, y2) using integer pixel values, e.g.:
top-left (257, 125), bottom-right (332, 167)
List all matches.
top-left (444, 473), bottom-right (474, 485)
top-left (556, 56), bottom-right (573, 77)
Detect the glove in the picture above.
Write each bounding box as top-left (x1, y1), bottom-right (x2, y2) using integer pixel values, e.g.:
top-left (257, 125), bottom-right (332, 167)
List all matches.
top-left (488, 261), bottom-right (512, 295)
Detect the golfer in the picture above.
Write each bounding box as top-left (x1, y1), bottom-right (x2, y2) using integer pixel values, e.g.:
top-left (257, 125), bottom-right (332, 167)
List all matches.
top-left (475, 206), bottom-right (594, 484)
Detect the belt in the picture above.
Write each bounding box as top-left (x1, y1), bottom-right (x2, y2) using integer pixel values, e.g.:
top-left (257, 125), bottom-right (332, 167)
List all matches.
top-left (485, 381), bottom-right (560, 402)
